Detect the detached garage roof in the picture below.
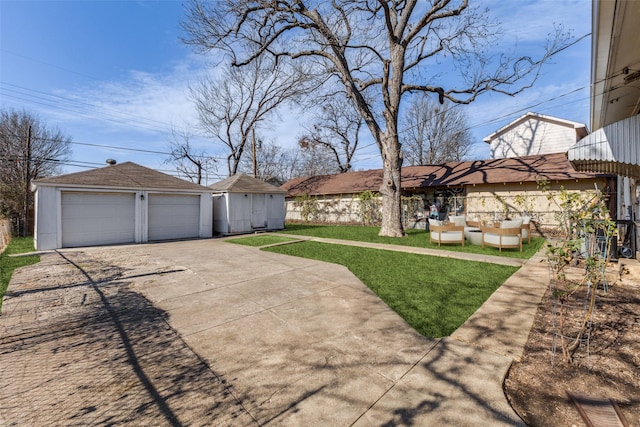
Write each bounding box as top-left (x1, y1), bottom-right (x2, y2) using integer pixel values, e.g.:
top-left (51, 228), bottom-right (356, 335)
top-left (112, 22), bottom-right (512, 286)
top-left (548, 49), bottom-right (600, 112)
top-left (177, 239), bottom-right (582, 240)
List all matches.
top-left (33, 162), bottom-right (210, 192)
top-left (209, 173), bottom-right (287, 194)
top-left (282, 153), bottom-right (607, 196)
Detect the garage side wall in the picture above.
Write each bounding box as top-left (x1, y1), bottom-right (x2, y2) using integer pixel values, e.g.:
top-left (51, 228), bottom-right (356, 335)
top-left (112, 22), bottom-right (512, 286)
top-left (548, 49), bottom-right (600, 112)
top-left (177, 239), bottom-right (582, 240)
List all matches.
top-left (199, 194), bottom-right (213, 238)
top-left (34, 186), bottom-right (58, 251)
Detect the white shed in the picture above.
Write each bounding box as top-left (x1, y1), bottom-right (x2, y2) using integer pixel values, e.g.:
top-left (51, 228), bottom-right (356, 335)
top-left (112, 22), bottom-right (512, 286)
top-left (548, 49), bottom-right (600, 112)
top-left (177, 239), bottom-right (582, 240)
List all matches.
top-left (32, 162), bottom-right (213, 250)
top-left (209, 173), bottom-right (286, 235)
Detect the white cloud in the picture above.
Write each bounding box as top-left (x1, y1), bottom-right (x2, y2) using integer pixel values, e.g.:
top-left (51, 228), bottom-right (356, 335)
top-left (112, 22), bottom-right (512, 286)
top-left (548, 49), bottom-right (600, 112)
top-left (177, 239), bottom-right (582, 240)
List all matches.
top-left (51, 58), bottom-right (204, 138)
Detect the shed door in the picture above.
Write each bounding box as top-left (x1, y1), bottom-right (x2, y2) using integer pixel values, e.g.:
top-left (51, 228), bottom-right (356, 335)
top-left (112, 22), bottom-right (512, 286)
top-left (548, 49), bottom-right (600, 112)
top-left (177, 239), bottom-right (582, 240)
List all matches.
top-left (148, 194), bottom-right (200, 241)
top-left (61, 192), bottom-right (135, 248)
top-left (251, 194), bottom-right (267, 229)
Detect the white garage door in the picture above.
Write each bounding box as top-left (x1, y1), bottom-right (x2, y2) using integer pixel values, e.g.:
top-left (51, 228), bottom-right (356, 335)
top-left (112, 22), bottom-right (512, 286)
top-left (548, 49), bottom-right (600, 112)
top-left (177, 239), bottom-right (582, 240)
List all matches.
top-left (148, 194), bottom-right (200, 241)
top-left (62, 192), bottom-right (135, 248)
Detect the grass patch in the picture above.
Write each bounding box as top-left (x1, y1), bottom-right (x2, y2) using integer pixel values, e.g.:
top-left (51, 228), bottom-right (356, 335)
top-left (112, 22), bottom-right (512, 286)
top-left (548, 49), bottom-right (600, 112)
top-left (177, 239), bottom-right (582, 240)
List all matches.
top-left (264, 241), bottom-right (518, 338)
top-left (1, 237), bottom-right (39, 312)
top-left (280, 223), bottom-right (543, 259)
top-left (227, 235), bottom-right (299, 247)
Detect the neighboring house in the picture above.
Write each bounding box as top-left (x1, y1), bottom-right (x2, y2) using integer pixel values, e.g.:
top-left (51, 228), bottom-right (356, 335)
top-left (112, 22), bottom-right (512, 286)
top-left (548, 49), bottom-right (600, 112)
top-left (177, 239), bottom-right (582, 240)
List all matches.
top-left (209, 173), bottom-right (286, 235)
top-left (484, 112), bottom-right (588, 159)
top-left (282, 153), bottom-right (612, 233)
top-left (32, 161), bottom-right (213, 250)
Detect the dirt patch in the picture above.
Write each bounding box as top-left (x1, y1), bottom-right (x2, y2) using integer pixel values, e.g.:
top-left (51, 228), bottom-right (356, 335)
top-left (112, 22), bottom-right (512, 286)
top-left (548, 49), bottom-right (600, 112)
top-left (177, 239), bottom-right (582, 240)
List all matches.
top-left (504, 263), bottom-right (640, 426)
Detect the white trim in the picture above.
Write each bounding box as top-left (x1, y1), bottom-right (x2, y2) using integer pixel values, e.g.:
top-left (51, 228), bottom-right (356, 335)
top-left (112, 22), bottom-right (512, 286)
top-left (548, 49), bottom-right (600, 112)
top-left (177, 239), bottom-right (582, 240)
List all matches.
top-left (32, 182), bottom-right (211, 195)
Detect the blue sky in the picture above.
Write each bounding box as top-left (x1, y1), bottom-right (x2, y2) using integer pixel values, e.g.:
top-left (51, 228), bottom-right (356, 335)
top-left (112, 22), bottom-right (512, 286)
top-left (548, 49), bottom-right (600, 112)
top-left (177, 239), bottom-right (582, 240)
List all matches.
top-left (1, 0), bottom-right (592, 183)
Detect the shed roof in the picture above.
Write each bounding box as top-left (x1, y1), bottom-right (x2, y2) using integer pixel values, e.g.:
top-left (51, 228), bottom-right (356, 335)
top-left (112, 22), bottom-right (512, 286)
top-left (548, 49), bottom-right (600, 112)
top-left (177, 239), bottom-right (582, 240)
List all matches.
top-left (209, 173), bottom-right (287, 194)
top-left (33, 162), bottom-right (210, 192)
top-left (282, 153), bottom-right (607, 196)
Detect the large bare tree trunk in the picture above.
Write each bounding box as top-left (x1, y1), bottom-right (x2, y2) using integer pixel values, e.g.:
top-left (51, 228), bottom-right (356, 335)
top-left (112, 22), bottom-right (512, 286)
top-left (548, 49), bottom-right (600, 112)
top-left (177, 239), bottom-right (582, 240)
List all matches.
top-left (379, 133), bottom-right (404, 237)
top-left (377, 43), bottom-right (406, 237)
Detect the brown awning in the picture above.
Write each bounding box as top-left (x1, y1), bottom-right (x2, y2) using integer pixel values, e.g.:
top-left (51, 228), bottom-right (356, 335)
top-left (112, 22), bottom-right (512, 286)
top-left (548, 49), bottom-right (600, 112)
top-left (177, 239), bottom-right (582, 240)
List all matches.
top-left (568, 115), bottom-right (640, 179)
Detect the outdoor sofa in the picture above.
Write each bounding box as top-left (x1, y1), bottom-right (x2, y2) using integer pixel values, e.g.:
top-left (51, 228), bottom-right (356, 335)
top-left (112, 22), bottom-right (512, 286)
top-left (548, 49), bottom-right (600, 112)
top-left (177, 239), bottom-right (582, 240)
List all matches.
top-left (428, 218), bottom-right (465, 246)
top-left (481, 219), bottom-right (524, 252)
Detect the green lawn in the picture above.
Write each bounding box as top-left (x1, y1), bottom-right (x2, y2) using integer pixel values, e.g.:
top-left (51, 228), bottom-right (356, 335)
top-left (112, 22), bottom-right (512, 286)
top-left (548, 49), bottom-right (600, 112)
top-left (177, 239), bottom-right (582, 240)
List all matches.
top-left (263, 241), bottom-right (518, 337)
top-left (1, 237), bottom-right (39, 312)
top-left (278, 223), bottom-right (544, 259)
top-left (229, 231), bottom-right (521, 338)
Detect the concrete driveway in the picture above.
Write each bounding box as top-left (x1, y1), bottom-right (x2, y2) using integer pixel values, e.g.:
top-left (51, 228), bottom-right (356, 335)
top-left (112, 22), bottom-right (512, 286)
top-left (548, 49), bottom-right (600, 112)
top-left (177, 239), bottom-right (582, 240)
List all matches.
top-left (1, 238), bottom-right (538, 426)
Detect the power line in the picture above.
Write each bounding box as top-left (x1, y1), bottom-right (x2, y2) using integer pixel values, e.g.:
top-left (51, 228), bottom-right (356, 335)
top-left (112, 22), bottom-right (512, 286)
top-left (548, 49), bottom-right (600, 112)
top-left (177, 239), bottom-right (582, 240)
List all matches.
top-left (350, 83), bottom-right (591, 160)
top-left (0, 82), bottom-right (179, 134)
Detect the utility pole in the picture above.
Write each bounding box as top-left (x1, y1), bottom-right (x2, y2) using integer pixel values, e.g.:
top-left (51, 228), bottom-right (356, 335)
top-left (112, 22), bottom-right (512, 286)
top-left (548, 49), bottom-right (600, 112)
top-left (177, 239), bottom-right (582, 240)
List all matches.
top-left (23, 125), bottom-right (31, 237)
top-left (252, 128), bottom-right (257, 178)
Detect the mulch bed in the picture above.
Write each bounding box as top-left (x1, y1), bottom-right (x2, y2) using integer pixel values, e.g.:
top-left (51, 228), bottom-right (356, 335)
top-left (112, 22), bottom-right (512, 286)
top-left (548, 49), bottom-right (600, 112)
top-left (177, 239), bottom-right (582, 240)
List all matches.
top-left (504, 263), bottom-right (640, 426)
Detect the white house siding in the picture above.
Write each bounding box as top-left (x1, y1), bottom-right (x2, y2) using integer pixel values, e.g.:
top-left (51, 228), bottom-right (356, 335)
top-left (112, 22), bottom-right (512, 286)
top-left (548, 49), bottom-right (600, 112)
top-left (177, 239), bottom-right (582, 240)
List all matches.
top-left (490, 118), bottom-right (580, 159)
top-left (61, 191), bottom-right (136, 248)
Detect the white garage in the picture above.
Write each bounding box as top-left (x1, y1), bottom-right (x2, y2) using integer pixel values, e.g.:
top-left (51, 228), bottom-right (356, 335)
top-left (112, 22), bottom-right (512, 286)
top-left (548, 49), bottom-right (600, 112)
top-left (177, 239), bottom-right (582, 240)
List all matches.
top-left (33, 162), bottom-right (213, 250)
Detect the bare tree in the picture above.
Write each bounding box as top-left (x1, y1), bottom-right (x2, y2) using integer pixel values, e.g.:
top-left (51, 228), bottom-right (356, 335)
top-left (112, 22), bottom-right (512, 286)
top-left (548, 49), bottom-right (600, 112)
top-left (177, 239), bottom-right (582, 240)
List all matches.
top-left (240, 138), bottom-right (337, 183)
top-left (183, 0), bottom-right (572, 236)
top-left (0, 109), bottom-right (71, 234)
top-left (165, 126), bottom-right (217, 184)
top-left (294, 140), bottom-right (340, 177)
top-left (240, 138), bottom-right (290, 182)
top-left (402, 95), bottom-right (473, 165)
top-left (299, 96), bottom-right (362, 173)
top-left (190, 55), bottom-right (311, 176)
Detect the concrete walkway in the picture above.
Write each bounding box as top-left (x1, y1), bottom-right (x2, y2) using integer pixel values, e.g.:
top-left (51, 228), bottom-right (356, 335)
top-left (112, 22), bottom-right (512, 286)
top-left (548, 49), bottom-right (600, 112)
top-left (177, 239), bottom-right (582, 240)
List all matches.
top-left (0, 236), bottom-right (550, 426)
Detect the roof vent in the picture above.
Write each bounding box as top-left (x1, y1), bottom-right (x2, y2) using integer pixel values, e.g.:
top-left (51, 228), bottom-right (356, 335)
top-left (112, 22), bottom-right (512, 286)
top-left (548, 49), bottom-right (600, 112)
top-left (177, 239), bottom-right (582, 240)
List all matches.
top-left (106, 159), bottom-right (117, 165)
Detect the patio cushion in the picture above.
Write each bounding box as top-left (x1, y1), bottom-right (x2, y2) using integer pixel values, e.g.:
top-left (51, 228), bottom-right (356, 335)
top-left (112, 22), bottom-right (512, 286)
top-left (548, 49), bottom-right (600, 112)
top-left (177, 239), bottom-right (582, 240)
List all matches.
top-left (514, 216), bottom-right (531, 241)
top-left (482, 221), bottom-right (523, 251)
top-left (449, 215), bottom-right (466, 227)
top-left (516, 216), bottom-right (531, 225)
top-left (501, 219), bottom-right (523, 229)
top-left (429, 219), bottom-right (443, 227)
top-left (483, 232), bottom-right (521, 247)
top-left (431, 230), bottom-right (464, 242)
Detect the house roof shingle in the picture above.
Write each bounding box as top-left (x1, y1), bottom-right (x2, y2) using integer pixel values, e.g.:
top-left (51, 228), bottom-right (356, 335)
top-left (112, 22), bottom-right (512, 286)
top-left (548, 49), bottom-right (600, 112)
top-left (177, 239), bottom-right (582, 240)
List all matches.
top-left (33, 162), bottom-right (210, 192)
top-left (208, 173), bottom-right (287, 194)
top-left (281, 153), bottom-right (608, 196)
